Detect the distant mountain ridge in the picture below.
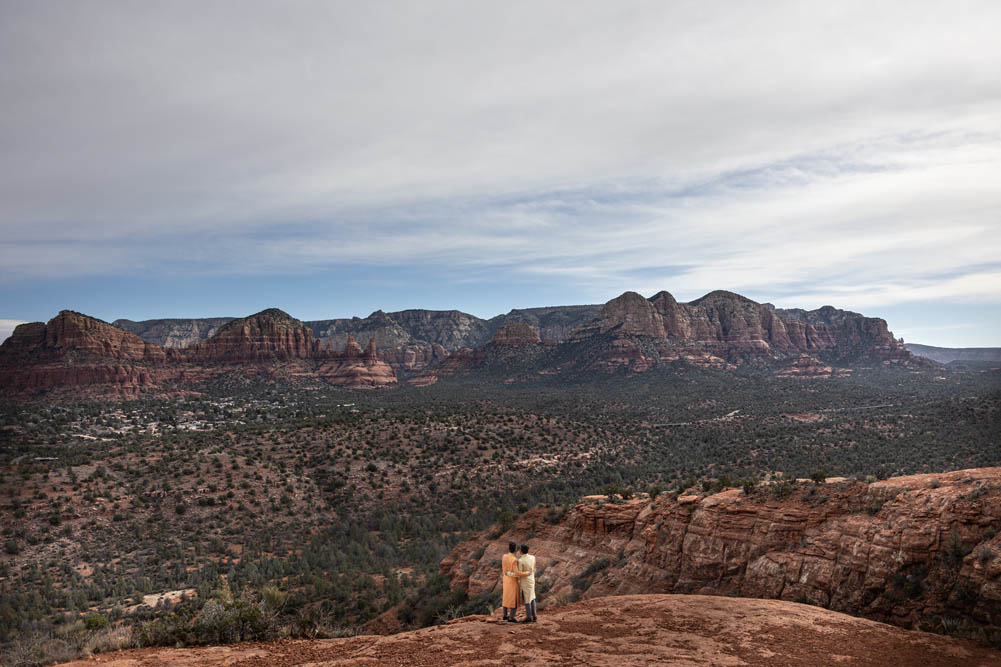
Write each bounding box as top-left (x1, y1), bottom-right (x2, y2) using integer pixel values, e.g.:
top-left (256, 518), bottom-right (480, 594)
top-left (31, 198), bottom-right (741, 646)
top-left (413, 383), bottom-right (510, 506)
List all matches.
top-left (906, 343), bottom-right (1001, 364)
top-left (2, 290), bottom-right (930, 397)
top-left (0, 308), bottom-right (396, 396)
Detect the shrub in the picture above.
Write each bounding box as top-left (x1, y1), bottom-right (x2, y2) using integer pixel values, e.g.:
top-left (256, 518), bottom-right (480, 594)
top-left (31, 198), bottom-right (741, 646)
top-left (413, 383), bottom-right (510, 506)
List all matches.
top-left (810, 470), bottom-right (827, 484)
top-left (944, 530), bottom-right (971, 566)
top-left (84, 613), bottom-right (109, 633)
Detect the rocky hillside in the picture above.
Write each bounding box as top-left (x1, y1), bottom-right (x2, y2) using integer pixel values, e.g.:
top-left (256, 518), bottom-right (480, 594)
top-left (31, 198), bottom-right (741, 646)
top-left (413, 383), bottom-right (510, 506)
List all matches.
top-left (487, 304), bottom-right (602, 342)
top-left (442, 468), bottom-right (1001, 634)
top-left (112, 317), bottom-right (235, 348)
top-left (57, 595), bottom-right (999, 667)
top-left (907, 344), bottom-right (1001, 364)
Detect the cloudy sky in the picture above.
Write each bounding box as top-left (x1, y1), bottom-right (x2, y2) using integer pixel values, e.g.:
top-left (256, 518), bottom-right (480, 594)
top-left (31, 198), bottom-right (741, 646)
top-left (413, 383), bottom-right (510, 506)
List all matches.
top-left (1, 1), bottom-right (999, 346)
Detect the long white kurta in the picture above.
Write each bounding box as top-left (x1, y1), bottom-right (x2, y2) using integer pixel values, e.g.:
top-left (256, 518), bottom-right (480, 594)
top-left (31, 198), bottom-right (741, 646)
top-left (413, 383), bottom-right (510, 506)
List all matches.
top-left (517, 554), bottom-right (536, 604)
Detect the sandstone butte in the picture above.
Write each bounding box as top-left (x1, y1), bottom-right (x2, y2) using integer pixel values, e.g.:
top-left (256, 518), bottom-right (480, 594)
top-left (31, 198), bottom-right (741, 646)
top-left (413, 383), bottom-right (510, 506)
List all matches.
top-left (569, 290), bottom-right (919, 375)
top-left (57, 595), bottom-right (1001, 666)
top-left (1, 290), bottom-right (926, 397)
top-left (441, 468), bottom-right (1001, 637)
top-left (0, 309), bottom-right (397, 397)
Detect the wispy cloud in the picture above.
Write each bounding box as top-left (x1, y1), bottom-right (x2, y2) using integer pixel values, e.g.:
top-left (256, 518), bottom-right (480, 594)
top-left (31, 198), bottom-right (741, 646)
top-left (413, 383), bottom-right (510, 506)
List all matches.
top-left (1, 1), bottom-right (1000, 330)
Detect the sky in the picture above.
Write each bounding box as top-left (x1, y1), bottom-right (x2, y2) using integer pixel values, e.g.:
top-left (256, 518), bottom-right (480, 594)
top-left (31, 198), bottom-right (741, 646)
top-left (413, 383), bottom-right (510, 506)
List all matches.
top-left (1, 1), bottom-right (999, 347)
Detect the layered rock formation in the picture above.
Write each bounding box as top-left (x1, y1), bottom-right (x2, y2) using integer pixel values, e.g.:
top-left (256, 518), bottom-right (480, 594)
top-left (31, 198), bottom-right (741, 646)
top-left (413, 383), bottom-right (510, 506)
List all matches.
top-left (59, 595), bottom-right (1000, 667)
top-left (487, 304), bottom-right (602, 343)
top-left (317, 336), bottom-right (398, 387)
top-left (489, 321), bottom-right (542, 346)
top-left (307, 309), bottom-right (492, 374)
top-left (0, 309), bottom-right (397, 396)
top-left (112, 317), bottom-right (235, 349)
top-left (406, 322), bottom-right (547, 386)
top-left (0, 311), bottom-right (172, 397)
top-left (569, 290), bottom-right (919, 373)
top-left (3, 290), bottom-right (931, 396)
top-left (184, 309), bottom-right (324, 362)
top-left (442, 468), bottom-right (1001, 633)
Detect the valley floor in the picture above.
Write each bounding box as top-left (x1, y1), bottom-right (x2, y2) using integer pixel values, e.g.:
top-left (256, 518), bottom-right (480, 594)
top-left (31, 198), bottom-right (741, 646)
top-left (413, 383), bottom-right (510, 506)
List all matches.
top-left (58, 595), bottom-right (1000, 666)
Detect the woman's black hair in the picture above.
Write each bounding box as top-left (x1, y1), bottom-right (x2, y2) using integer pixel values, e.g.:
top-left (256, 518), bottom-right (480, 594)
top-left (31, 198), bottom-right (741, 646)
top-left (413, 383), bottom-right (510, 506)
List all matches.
top-left (508, 542), bottom-right (517, 553)
top-left (520, 544), bottom-right (529, 554)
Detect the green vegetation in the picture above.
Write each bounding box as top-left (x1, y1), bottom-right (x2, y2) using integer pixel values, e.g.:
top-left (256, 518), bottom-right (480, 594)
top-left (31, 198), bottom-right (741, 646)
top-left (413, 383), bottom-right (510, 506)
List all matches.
top-left (0, 363), bottom-right (999, 662)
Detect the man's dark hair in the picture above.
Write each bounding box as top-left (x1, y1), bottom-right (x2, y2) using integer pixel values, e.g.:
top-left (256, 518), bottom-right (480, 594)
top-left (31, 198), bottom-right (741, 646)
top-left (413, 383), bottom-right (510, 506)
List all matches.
top-left (520, 544), bottom-right (529, 554)
top-left (508, 542), bottom-right (517, 553)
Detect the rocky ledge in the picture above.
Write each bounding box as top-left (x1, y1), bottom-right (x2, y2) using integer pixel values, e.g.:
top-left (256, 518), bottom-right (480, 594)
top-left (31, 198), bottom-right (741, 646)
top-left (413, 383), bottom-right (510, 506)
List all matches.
top-left (58, 595), bottom-right (999, 667)
top-left (443, 468), bottom-right (1001, 633)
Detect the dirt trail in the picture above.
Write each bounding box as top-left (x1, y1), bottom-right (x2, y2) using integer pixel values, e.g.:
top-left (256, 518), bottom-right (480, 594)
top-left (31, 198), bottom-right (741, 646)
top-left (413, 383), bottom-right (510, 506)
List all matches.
top-left (60, 594), bottom-right (1000, 666)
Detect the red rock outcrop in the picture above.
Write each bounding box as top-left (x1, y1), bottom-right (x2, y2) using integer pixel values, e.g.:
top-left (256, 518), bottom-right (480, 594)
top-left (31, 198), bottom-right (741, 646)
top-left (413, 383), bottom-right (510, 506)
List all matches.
top-left (317, 337), bottom-right (397, 388)
top-left (1, 311), bottom-right (165, 362)
top-left (58, 595), bottom-right (1000, 667)
top-left (0, 311), bottom-right (173, 396)
top-left (489, 321), bottom-right (542, 346)
top-left (442, 468), bottom-right (1001, 632)
top-left (570, 290), bottom-right (919, 373)
top-left (1, 309), bottom-right (399, 397)
top-left (183, 309), bottom-right (323, 362)
top-left (774, 354), bottom-right (853, 378)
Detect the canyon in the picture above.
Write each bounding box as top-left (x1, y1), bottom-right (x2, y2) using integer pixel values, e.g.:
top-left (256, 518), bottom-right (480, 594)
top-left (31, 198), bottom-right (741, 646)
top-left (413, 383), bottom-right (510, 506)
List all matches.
top-left (442, 468), bottom-right (1001, 636)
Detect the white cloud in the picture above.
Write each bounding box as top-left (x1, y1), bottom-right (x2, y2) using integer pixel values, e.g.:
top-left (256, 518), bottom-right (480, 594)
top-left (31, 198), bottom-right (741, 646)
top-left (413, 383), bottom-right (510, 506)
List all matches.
top-left (0, 320), bottom-right (28, 343)
top-left (1, 1), bottom-right (1000, 317)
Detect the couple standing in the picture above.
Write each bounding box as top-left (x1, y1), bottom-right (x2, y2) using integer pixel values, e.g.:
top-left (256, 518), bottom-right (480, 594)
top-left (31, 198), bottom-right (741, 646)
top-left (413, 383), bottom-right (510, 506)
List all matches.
top-left (501, 542), bottom-right (537, 623)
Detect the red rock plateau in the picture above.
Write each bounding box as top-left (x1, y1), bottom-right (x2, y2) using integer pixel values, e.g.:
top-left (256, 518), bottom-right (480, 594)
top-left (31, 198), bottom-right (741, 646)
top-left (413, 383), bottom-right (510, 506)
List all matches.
top-left (443, 468), bottom-right (1001, 635)
top-left (570, 290), bottom-right (918, 374)
top-left (58, 595), bottom-right (1000, 666)
top-left (3, 289), bottom-right (928, 397)
top-left (0, 309), bottom-right (397, 397)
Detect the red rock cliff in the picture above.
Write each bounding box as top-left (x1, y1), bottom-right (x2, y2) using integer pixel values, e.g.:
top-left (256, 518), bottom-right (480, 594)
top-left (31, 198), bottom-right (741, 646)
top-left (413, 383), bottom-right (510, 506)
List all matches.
top-left (183, 308), bottom-right (322, 362)
top-left (1, 309), bottom-right (399, 396)
top-left (571, 290), bottom-right (918, 371)
top-left (442, 468), bottom-right (1001, 631)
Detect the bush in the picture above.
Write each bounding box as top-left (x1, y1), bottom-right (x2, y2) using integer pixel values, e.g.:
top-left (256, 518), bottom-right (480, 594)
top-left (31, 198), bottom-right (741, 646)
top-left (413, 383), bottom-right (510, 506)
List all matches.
top-left (810, 470), bottom-right (827, 484)
top-left (944, 530), bottom-right (971, 566)
top-left (84, 613), bottom-right (109, 633)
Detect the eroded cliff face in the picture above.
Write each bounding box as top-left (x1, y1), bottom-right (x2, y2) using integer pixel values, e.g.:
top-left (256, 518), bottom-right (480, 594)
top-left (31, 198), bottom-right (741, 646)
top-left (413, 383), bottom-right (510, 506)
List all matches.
top-left (442, 468), bottom-right (1001, 631)
top-left (0, 310), bottom-right (398, 396)
top-left (183, 309), bottom-right (322, 362)
top-left (406, 322), bottom-right (549, 386)
top-left (569, 290), bottom-right (918, 374)
top-left (316, 336), bottom-right (398, 387)
top-left (112, 318), bottom-right (235, 349)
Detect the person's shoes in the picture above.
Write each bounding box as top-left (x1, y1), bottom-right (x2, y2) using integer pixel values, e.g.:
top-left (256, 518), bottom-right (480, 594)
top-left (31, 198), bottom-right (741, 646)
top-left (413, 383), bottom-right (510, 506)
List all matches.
top-left (519, 619), bottom-right (532, 624)
top-left (530, 618), bottom-right (538, 623)
top-left (506, 618), bottom-right (518, 623)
